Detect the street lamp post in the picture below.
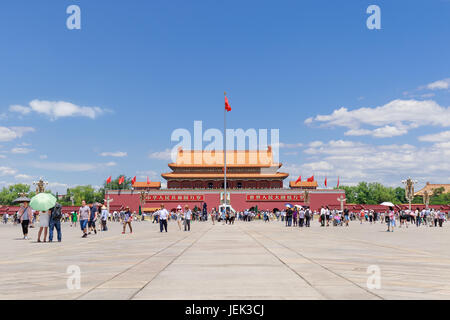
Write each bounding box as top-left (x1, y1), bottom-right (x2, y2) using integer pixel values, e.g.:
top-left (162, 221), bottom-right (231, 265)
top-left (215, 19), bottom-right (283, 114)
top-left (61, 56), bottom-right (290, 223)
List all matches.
top-left (402, 177), bottom-right (418, 211)
top-left (423, 190), bottom-right (430, 209)
top-left (33, 177), bottom-right (48, 194)
top-left (337, 195), bottom-right (346, 212)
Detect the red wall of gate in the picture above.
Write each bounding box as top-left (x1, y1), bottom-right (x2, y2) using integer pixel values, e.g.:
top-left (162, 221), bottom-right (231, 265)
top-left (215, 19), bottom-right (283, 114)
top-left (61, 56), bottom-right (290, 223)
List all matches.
top-left (106, 191), bottom-right (345, 212)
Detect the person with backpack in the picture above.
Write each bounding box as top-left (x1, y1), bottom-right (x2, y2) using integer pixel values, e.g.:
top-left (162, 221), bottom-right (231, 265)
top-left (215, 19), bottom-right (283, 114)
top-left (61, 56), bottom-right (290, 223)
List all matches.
top-left (49, 203), bottom-right (63, 242)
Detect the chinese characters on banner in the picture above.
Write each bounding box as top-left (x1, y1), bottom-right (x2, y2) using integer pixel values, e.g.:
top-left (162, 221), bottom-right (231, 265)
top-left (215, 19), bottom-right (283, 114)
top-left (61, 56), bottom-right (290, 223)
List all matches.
top-left (246, 194), bottom-right (305, 202)
top-left (145, 195), bottom-right (205, 202)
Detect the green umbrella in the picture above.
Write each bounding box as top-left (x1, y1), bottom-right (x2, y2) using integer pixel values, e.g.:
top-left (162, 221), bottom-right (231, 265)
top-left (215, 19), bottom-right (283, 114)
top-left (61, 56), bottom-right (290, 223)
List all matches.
top-left (30, 193), bottom-right (57, 211)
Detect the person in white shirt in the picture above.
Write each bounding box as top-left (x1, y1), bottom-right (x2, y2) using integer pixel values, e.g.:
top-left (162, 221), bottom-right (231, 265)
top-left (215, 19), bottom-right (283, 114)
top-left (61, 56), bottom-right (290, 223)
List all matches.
top-left (100, 205), bottom-right (109, 231)
top-left (158, 204), bottom-right (169, 233)
top-left (184, 205), bottom-right (192, 231)
top-left (320, 207), bottom-right (326, 227)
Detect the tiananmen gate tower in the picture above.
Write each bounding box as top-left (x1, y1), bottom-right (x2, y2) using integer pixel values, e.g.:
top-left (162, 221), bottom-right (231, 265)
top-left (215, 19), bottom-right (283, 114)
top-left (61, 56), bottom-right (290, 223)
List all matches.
top-left (107, 147), bottom-right (345, 212)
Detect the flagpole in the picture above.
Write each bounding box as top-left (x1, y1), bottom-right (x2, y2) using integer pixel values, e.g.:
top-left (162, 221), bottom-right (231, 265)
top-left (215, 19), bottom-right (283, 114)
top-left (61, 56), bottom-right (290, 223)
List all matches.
top-left (224, 92), bottom-right (227, 209)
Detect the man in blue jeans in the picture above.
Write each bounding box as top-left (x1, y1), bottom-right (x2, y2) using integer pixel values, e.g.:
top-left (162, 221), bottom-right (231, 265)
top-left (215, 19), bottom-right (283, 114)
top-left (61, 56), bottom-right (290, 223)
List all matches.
top-left (49, 204), bottom-right (62, 242)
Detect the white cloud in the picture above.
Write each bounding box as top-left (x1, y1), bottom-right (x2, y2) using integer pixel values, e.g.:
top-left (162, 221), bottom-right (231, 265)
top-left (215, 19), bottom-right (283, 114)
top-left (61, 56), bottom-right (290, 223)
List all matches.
top-left (11, 147), bottom-right (34, 154)
top-left (419, 130), bottom-right (450, 142)
top-left (371, 125), bottom-right (408, 138)
top-left (100, 151), bottom-right (128, 158)
top-left (9, 105), bottom-right (32, 115)
top-left (306, 99), bottom-right (450, 138)
top-left (148, 149), bottom-right (174, 161)
top-left (309, 141), bottom-right (323, 147)
top-left (292, 139), bottom-right (450, 186)
top-left (15, 174), bottom-right (33, 180)
top-left (100, 151), bottom-right (127, 158)
top-left (275, 142), bottom-right (303, 149)
top-left (0, 127), bottom-right (35, 142)
top-left (137, 170), bottom-right (160, 180)
top-left (426, 78), bottom-right (450, 90)
top-left (0, 167), bottom-right (17, 176)
top-left (40, 155), bottom-right (48, 160)
top-left (10, 100), bottom-right (107, 120)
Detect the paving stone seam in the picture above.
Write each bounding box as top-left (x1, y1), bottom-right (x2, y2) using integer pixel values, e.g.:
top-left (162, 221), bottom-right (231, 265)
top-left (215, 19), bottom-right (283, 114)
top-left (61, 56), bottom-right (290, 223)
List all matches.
top-left (247, 227), bottom-right (385, 300)
top-left (129, 225), bottom-right (213, 300)
top-left (74, 230), bottom-right (198, 300)
top-left (238, 225), bottom-right (329, 300)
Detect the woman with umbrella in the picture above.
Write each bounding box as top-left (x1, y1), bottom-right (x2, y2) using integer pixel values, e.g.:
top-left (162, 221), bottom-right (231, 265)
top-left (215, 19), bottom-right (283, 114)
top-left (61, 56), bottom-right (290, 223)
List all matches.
top-left (15, 196), bottom-right (32, 240)
top-left (29, 193), bottom-right (57, 242)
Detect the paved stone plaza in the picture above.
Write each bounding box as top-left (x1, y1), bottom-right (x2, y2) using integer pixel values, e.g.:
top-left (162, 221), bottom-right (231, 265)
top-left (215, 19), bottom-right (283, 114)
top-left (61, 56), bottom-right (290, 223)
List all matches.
top-left (1, 219), bottom-right (450, 300)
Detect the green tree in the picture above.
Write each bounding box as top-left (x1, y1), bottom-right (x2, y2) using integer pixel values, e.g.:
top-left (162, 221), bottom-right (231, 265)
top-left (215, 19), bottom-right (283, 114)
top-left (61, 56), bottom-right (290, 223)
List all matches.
top-left (0, 184), bottom-right (36, 205)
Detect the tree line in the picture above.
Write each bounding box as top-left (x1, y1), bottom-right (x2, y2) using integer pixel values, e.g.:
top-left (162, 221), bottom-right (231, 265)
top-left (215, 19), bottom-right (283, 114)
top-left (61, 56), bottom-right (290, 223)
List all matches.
top-left (337, 182), bottom-right (449, 205)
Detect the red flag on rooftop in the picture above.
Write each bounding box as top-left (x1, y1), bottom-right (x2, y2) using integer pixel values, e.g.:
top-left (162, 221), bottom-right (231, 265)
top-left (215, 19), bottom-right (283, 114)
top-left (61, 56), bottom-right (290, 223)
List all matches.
top-left (147, 176), bottom-right (150, 185)
top-left (106, 176), bottom-right (112, 184)
top-left (337, 177), bottom-right (340, 188)
top-left (324, 177), bottom-right (327, 188)
top-left (225, 93), bottom-right (232, 112)
top-left (307, 176), bottom-right (315, 182)
top-left (295, 176), bottom-right (302, 184)
top-left (118, 176), bottom-right (125, 185)
top-left (131, 176), bottom-right (136, 185)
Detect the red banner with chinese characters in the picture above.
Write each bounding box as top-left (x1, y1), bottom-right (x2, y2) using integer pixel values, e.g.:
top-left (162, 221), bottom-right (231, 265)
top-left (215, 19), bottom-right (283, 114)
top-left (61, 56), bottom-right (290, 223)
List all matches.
top-left (145, 195), bottom-right (204, 202)
top-left (246, 194), bottom-right (305, 202)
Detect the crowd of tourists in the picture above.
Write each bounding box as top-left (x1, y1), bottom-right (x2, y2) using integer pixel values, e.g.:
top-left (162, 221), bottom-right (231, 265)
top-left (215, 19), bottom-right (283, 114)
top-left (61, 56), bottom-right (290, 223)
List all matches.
top-left (3, 199), bottom-right (449, 242)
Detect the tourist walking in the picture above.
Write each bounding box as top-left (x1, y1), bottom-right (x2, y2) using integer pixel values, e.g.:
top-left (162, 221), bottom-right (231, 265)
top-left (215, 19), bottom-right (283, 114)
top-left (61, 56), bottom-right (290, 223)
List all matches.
top-left (305, 208), bottom-right (311, 227)
top-left (122, 207), bottom-right (133, 234)
top-left (71, 211), bottom-right (78, 227)
top-left (158, 204), bottom-right (169, 232)
top-left (298, 208), bottom-right (305, 227)
top-left (88, 203), bottom-right (98, 235)
top-left (344, 208), bottom-right (350, 227)
top-left (184, 205), bottom-right (192, 231)
top-left (18, 201), bottom-right (32, 240)
top-left (387, 209), bottom-right (395, 232)
top-left (100, 205), bottom-right (108, 231)
top-left (49, 203), bottom-right (62, 242)
top-left (176, 207), bottom-right (183, 231)
top-left (37, 210), bottom-right (50, 242)
top-left (3, 212), bottom-right (8, 224)
top-left (211, 208), bottom-right (216, 225)
top-left (320, 206), bottom-right (326, 227)
top-left (79, 200), bottom-right (90, 238)
top-left (292, 208), bottom-right (298, 227)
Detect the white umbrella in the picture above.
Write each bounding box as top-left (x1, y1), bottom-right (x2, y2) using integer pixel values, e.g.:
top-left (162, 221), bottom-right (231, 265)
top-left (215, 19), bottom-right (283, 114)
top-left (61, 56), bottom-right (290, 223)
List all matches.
top-left (380, 202), bottom-right (395, 207)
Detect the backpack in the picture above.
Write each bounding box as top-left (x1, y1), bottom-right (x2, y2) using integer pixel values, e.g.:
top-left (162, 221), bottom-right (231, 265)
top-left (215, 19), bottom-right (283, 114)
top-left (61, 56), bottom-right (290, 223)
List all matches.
top-left (52, 204), bottom-right (62, 221)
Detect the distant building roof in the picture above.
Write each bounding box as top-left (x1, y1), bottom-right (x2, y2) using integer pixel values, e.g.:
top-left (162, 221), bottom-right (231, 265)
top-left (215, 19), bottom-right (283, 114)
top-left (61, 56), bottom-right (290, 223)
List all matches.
top-left (132, 182), bottom-right (161, 189)
top-left (415, 182), bottom-right (450, 196)
top-left (169, 147), bottom-right (282, 168)
top-left (289, 181), bottom-right (318, 188)
top-left (162, 173), bottom-right (289, 179)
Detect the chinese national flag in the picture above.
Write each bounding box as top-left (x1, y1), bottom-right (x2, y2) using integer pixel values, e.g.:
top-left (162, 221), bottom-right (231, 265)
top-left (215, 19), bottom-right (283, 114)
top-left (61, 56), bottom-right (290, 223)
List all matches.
top-left (131, 176), bottom-right (136, 185)
top-left (295, 176), bottom-right (302, 184)
top-left (147, 176), bottom-right (150, 185)
top-left (118, 176), bottom-right (125, 185)
top-left (225, 96), bottom-right (232, 112)
top-left (307, 176), bottom-right (314, 182)
top-left (324, 177), bottom-right (327, 188)
top-left (106, 176), bottom-right (112, 184)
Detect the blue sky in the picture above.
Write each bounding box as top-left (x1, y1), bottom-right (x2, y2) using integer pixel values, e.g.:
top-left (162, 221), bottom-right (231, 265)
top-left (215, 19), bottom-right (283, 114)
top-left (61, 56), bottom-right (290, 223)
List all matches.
top-left (0, 0), bottom-right (449, 193)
